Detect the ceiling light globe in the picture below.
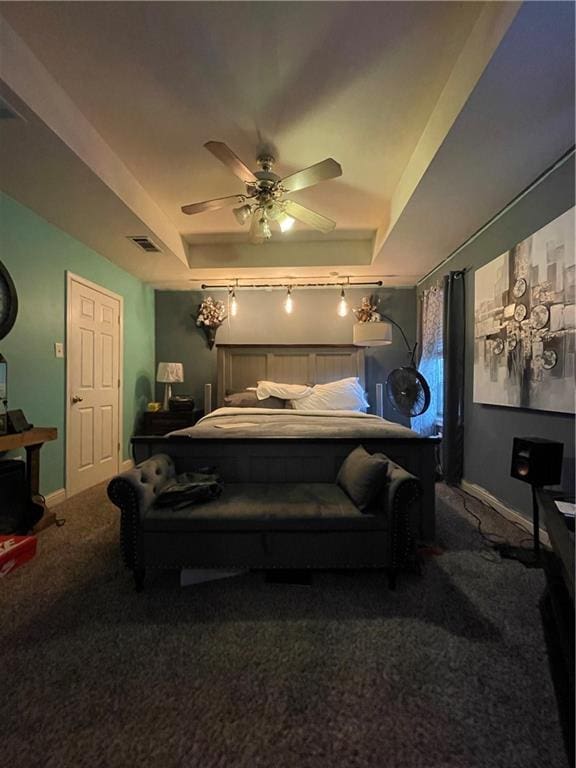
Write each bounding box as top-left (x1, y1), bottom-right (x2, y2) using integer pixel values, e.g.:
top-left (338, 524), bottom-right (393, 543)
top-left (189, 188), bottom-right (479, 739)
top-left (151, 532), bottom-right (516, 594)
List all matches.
top-left (233, 205), bottom-right (251, 225)
top-left (260, 219), bottom-right (272, 240)
top-left (279, 214), bottom-right (295, 233)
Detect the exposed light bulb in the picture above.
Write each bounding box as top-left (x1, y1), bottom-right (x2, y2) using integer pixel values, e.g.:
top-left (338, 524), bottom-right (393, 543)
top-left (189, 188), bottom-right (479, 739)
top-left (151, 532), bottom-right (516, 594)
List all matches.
top-left (278, 213), bottom-right (295, 233)
top-left (284, 287), bottom-right (294, 314)
top-left (337, 287), bottom-right (349, 317)
top-left (230, 290), bottom-right (238, 317)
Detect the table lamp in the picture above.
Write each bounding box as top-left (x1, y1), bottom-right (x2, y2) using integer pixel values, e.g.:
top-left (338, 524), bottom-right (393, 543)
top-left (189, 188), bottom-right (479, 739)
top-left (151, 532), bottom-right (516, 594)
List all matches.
top-left (156, 362), bottom-right (184, 411)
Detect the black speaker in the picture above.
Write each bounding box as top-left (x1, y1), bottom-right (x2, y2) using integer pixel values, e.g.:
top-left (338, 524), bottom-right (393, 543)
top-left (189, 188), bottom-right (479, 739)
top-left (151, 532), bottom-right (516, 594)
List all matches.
top-left (511, 437), bottom-right (564, 486)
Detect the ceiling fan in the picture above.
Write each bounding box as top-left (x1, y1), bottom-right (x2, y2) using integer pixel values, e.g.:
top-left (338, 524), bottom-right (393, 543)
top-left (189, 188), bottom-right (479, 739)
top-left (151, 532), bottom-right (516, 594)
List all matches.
top-left (181, 142), bottom-right (342, 244)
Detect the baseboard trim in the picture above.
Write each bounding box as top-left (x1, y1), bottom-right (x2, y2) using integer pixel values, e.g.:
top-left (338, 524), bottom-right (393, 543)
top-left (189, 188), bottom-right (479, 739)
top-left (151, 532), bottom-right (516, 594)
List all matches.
top-left (120, 459), bottom-right (134, 472)
top-left (460, 479), bottom-right (550, 547)
top-left (44, 488), bottom-right (67, 507)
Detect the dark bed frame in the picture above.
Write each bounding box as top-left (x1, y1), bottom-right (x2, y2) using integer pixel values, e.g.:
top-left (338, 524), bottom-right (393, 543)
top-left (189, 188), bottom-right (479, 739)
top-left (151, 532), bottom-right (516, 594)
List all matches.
top-left (132, 344), bottom-right (440, 540)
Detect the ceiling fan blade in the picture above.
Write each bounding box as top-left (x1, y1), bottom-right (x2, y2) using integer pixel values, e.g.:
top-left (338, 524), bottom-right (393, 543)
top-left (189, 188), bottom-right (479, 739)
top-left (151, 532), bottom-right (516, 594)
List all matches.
top-left (249, 211), bottom-right (264, 244)
top-left (281, 158), bottom-right (342, 193)
top-left (283, 200), bottom-right (336, 233)
top-left (181, 194), bottom-right (246, 215)
top-left (204, 141), bottom-right (258, 184)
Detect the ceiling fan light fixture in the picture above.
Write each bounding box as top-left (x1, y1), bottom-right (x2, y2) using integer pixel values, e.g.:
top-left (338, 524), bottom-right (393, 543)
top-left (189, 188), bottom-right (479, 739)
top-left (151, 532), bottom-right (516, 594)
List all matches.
top-left (233, 204), bottom-right (252, 226)
top-left (182, 141), bottom-right (342, 242)
top-left (265, 202), bottom-right (280, 220)
top-left (256, 213), bottom-right (272, 240)
top-left (278, 213), bottom-right (295, 233)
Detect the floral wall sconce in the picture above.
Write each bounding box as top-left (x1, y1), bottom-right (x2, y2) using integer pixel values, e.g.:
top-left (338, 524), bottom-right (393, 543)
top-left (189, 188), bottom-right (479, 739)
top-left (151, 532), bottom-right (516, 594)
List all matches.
top-left (194, 296), bottom-right (227, 349)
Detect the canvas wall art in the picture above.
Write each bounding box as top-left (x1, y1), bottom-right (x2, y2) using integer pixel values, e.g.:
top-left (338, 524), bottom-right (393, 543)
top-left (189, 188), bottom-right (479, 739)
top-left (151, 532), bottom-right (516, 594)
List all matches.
top-left (474, 207), bottom-right (575, 414)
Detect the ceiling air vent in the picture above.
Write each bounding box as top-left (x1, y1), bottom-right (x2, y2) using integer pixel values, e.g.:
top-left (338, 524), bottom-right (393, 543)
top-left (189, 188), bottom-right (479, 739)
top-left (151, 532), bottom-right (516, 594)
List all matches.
top-left (127, 236), bottom-right (162, 253)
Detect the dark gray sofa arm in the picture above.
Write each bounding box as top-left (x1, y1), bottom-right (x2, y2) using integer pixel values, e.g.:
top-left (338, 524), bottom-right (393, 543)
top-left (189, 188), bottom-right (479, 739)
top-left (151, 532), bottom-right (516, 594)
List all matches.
top-left (383, 460), bottom-right (422, 569)
top-left (107, 453), bottom-right (176, 569)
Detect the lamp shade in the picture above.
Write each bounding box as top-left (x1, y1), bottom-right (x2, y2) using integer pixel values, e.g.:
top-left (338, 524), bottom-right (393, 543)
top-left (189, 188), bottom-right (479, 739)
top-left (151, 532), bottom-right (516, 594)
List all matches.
top-left (353, 322), bottom-right (393, 347)
top-left (156, 362), bottom-right (184, 383)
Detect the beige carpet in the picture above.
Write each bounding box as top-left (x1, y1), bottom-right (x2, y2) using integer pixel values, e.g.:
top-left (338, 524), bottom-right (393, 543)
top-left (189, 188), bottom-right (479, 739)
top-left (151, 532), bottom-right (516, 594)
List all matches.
top-left (0, 482), bottom-right (566, 768)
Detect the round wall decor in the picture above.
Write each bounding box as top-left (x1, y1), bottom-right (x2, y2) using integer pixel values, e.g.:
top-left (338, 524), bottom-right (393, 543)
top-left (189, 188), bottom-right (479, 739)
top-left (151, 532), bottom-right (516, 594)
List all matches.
top-left (542, 349), bottom-right (558, 370)
top-left (531, 304), bottom-right (550, 330)
top-left (513, 303), bottom-right (527, 322)
top-left (492, 338), bottom-right (505, 355)
top-left (512, 278), bottom-right (527, 299)
top-left (0, 261), bottom-right (18, 340)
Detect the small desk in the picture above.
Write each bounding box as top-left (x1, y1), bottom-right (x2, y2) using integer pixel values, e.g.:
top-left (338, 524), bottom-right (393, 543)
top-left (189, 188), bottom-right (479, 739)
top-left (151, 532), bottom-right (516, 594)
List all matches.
top-left (0, 427), bottom-right (58, 529)
top-left (537, 488), bottom-right (574, 601)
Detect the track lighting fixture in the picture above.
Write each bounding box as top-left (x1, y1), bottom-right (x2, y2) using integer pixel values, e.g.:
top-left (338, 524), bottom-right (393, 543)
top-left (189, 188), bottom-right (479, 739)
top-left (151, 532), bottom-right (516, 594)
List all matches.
top-left (200, 278), bottom-right (384, 291)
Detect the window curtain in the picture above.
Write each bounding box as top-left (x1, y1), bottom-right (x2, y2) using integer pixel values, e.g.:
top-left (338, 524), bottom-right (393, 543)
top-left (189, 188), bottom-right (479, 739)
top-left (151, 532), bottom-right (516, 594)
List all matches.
top-left (442, 270), bottom-right (465, 485)
top-left (412, 285), bottom-right (444, 436)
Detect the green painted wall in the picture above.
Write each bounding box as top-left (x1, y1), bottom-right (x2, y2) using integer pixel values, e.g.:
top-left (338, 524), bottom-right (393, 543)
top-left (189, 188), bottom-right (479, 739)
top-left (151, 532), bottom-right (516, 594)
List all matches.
top-left (0, 193), bottom-right (155, 496)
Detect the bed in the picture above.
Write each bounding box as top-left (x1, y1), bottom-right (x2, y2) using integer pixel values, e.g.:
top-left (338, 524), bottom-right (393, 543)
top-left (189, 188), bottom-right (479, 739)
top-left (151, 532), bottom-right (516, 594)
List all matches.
top-left (132, 344), bottom-right (440, 540)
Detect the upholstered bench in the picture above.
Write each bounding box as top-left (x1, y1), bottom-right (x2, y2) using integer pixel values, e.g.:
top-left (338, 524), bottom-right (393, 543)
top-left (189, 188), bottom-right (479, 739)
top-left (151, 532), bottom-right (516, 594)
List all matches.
top-left (107, 452), bottom-right (421, 591)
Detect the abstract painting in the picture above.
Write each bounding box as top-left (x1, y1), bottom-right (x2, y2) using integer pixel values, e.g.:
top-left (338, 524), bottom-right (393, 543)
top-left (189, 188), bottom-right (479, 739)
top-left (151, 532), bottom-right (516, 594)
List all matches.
top-left (474, 207), bottom-right (575, 413)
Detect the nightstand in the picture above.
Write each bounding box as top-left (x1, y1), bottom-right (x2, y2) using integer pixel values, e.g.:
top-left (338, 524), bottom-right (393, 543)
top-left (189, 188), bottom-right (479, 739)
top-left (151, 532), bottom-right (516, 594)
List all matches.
top-left (140, 410), bottom-right (203, 436)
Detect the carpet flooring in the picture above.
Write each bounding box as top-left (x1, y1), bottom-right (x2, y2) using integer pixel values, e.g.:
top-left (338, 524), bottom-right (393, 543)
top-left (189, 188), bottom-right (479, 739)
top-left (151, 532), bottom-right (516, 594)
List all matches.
top-left (0, 483), bottom-right (566, 768)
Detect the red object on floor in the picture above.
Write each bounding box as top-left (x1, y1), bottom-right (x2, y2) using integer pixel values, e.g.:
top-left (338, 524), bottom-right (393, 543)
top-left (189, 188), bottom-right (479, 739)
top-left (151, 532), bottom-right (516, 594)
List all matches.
top-left (0, 535), bottom-right (37, 577)
top-left (417, 545), bottom-right (445, 558)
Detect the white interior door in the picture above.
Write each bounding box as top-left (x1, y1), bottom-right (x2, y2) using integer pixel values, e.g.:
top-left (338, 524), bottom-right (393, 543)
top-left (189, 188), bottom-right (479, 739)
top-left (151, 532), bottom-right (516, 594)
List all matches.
top-left (67, 274), bottom-right (122, 496)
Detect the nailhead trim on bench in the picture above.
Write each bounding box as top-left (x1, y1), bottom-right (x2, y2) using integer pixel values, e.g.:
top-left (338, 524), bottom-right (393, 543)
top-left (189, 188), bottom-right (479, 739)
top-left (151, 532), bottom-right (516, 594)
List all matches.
top-left (108, 455), bottom-right (421, 580)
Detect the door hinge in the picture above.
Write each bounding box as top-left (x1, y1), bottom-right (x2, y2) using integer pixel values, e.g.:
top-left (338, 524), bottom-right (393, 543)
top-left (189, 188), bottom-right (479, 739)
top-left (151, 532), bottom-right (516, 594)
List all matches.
top-left (118, 379), bottom-right (121, 388)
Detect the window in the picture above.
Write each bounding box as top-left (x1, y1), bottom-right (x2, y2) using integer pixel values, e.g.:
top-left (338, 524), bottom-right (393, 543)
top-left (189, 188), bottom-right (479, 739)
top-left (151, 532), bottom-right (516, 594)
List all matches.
top-left (412, 285), bottom-right (444, 436)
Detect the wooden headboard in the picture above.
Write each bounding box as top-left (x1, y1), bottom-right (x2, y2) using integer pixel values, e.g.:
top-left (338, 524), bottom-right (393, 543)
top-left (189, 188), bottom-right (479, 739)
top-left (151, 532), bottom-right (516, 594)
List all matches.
top-left (216, 344), bottom-right (365, 407)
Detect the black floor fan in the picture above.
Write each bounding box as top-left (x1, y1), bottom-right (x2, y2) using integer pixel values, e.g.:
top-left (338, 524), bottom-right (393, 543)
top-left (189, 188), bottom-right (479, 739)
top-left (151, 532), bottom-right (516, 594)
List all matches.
top-left (382, 315), bottom-right (431, 418)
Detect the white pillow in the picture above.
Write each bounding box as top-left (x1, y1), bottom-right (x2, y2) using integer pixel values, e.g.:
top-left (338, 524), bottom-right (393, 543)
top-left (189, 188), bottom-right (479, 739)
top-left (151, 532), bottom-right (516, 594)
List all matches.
top-left (256, 381), bottom-right (313, 400)
top-left (291, 377), bottom-right (370, 412)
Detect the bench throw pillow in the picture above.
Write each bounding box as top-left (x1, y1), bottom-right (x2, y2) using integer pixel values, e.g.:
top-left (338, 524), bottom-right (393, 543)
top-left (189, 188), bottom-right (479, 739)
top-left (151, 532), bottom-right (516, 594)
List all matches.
top-left (336, 445), bottom-right (388, 512)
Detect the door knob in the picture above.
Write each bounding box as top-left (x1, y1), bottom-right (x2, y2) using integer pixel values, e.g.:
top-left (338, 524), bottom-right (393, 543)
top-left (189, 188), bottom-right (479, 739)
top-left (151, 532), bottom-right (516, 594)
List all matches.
top-left (71, 395), bottom-right (83, 404)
